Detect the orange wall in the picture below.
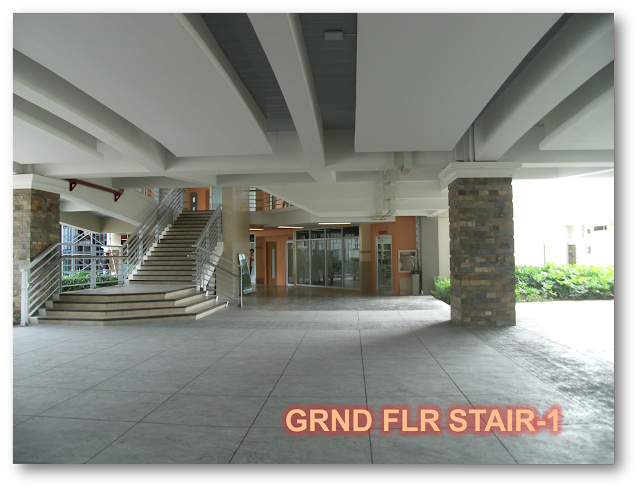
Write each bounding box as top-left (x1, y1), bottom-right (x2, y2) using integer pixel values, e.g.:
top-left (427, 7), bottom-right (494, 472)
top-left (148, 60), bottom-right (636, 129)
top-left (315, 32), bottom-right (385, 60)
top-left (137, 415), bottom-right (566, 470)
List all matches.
top-left (184, 188), bottom-right (210, 211)
top-left (371, 216), bottom-right (417, 295)
top-left (252, 228), bottom-right (293, 286)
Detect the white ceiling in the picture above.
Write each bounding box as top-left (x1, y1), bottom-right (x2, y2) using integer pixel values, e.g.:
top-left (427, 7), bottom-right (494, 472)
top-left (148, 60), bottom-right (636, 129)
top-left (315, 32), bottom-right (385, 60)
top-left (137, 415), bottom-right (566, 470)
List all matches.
top-left (354, 13), bottom-right (562, 152)
top-left (12, 13), bottom-right (614, 225)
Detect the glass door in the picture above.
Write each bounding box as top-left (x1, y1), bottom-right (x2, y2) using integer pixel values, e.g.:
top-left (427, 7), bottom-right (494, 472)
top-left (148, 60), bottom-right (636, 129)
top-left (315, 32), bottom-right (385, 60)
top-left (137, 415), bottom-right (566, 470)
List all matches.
top-left (286, 241), bottom-right (294, 285)
top-left (376, 236), bottom-right (392, 294)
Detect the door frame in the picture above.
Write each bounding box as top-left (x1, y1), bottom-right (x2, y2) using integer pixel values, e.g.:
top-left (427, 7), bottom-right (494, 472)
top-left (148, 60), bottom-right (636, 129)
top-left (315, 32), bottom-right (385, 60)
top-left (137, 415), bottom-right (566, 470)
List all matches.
top-left (375, 236), bottom-right (393, 294)
top-left (266, 242), bottom-right (277, 285)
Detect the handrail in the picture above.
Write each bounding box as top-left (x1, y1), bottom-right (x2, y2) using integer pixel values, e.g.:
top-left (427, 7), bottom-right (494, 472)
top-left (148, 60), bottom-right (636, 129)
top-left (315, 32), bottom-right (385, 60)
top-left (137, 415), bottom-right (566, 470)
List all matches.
top-left (20, 242), bottom-right (129, 325)
top-left (192, 205), bottom-right (223, 292)
top-left (121, 187), bottom-right (186, 280)
top-left (66, 179), bottom-right (125, 202)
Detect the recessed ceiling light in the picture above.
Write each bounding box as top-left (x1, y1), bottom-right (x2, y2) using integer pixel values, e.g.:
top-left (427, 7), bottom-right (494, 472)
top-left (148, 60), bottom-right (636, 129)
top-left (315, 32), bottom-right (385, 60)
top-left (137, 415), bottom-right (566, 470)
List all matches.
top-left (277, 226), bottom-right (304, 229)
top-left (318, 222), bottom-right (351, 225)
top-left (249, 228), bottom-right (264, 231)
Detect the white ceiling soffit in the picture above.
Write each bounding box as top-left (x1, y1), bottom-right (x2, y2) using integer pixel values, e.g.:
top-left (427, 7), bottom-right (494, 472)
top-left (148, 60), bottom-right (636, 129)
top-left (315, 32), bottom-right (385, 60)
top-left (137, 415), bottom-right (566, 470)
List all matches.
top-left (14, 13), bottom-right (272, 158)
top-left (13, 95), bottom-right (103, 164)
top-left (354, 13), bottom-right (562, 153)
top-left (540, 63), bottom-right (614, 151)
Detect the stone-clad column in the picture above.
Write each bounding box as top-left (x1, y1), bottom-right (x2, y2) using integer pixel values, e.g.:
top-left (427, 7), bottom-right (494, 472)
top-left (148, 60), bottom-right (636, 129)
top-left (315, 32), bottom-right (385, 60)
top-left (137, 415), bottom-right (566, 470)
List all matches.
top-left (13, 188), bottom-right (60, 315)
top-left (448, 177), bottom-right (516, 327)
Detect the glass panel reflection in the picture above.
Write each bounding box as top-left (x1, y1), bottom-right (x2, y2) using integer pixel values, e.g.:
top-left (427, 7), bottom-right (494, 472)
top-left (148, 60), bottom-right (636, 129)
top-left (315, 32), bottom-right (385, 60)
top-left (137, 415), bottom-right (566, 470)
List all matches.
top-left (296, 240), bottom-right (310, 285)
top-left (311, 240), bottom-right (326, 285)
top-left (327, 239), bottom-right (342, 287)
top-left (344, 238), bottom-right (360, 289)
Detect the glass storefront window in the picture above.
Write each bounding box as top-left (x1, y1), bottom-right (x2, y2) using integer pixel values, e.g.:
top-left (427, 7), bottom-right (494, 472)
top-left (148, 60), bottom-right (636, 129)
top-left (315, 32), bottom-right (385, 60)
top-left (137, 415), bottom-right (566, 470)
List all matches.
top-left (293, 226), bottom-right (359, 289)
top-left (310, 240), bottom-right (326, 285)
top-left (296, 240), bottom-right (310, 285)
top-left (344, 237), bottom-right (360, 289)
top-left (327, 239), bottom-right (342, 287)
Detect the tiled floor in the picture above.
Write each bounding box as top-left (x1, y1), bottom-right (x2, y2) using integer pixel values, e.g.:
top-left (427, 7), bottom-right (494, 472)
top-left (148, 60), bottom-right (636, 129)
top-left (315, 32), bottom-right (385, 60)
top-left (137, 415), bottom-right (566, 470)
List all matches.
top-left (13, 286), bottom-right (614, 464)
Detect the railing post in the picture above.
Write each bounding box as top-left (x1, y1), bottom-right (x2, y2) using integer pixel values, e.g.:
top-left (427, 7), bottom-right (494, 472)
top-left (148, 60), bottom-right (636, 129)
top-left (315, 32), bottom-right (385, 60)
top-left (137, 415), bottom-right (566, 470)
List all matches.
top-left (57, 247), bottom-right (62, 294)
top-left (21, 269), bottom-right (29, 326)
top-left (90, 245), bottom-right (97, 289)
top-left (117, 253), bottom-right (124, 286)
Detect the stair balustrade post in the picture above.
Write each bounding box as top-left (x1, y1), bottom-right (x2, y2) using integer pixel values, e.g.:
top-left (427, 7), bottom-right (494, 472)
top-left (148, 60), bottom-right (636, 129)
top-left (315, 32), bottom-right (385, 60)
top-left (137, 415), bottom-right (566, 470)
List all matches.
top-left (90, 245), bottom-right (97, 289)
top-left (21, 269), bottom-right (29, 326)
top-left (57, 247), bottom-right (62, 294)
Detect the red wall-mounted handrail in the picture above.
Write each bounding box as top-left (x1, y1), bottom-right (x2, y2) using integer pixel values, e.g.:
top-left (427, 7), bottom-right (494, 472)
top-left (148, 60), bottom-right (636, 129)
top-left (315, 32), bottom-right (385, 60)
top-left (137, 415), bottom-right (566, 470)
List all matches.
top-left (65, 179), bottom-right (125, 202)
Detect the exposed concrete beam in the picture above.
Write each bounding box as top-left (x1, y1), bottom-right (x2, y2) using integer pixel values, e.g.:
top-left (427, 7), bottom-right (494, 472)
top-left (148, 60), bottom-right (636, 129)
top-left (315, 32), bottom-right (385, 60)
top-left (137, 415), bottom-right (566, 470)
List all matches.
top-left (540, 62), bottom-right (614, 151)
top-left (217, 173), bottom-right (317, 186)
top-left (474, 14), bottom-right (614, 161)
top-left (13, 50), bottom-right (167, 172)
top-left (249, 14), bottom-right (332, 184)
top-left (500, 127), bottom-right (614, 165)
top-left (112, 176), bottom-right (211, 189)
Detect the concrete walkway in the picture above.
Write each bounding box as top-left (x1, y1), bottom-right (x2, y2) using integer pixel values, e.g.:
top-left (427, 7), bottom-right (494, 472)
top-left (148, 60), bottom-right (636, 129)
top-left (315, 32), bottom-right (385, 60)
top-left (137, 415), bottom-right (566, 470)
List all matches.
top-left (13, 287), bottom-right (614, 464)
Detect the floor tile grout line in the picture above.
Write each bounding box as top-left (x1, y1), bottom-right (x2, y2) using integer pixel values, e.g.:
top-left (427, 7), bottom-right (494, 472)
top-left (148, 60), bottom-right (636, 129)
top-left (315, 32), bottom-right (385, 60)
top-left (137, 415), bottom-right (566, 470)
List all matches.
top-left (358, 328), bottom-right (374, 464)
top-left (227, 327), bottom-right (311, 464)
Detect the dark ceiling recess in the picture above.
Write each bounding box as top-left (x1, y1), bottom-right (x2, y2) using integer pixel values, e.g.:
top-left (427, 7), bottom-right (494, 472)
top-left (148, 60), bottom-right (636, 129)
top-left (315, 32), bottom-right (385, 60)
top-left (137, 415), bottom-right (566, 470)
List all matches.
top-left (299, 13), bottom-right (358, 130)
top-left (201, 13), bottom-right (295, 131)
top-left (201, 13), bottom-right (358, 132)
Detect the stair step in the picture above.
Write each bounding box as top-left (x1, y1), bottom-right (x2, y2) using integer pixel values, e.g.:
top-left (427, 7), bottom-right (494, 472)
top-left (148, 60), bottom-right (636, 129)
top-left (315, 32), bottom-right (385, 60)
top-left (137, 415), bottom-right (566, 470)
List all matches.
top-left (55, 287), bottom-right (196, 302)
top-left (32, 302), bottom-right (227, 325)
top-left (50, 293), bottom-right (205, 310)
top-left (43, 297), bottom-right (219, 318)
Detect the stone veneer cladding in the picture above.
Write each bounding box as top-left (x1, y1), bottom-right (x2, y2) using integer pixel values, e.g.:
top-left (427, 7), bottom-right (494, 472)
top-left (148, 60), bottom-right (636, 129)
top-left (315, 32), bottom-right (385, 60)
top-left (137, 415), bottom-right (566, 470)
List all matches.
top-left (448, 178), bottom-right (516, 327)
top-left (13, 189), bottom-right (60, 313)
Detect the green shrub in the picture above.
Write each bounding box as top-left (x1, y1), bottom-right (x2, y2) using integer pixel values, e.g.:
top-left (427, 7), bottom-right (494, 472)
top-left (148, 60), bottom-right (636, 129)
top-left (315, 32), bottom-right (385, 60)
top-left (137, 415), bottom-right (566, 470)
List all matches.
top-left (62, 272), bottom-right (118, 291)
top-left (515, 264), bottom-right (613, 301)
top-left (431, 276), bottom-right (451, 305)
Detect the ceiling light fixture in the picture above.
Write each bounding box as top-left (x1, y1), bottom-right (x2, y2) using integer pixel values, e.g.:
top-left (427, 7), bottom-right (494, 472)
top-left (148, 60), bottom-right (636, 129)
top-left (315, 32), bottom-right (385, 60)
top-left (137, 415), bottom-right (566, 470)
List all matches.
top-left (324, 30), bottom-right (343, 41)
top-left (318, 222), bottom-right (351, 225)
top-left (249, 228), bottom-right (264, 231)
top-left (277, 226), bottom-right (304, 229)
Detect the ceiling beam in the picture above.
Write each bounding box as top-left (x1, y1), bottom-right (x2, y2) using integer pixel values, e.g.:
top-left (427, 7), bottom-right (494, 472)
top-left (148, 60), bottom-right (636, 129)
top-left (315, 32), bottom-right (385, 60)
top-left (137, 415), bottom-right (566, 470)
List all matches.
top-left (249, 13), bottom-right (332, 183)
top-left (13, 51), bottom-right (167, 172)
top-left (474, 13), bottom-right (614, 161)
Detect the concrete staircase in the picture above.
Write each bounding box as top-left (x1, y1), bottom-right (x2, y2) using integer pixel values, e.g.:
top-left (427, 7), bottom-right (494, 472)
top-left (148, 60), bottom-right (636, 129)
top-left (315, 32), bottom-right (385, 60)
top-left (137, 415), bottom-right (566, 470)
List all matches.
top-left (130, 210), bottom-right (216, 285)
top-left (33, 210), bottom-right (227, 325)
top-left (33, 286), bottom-right (226, 325)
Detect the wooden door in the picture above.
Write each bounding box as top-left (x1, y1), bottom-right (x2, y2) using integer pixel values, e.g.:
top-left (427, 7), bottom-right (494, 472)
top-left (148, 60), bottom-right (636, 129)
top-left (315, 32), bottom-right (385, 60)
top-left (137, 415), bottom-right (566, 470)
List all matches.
top-left (266, 242), bottom-right (277, 284)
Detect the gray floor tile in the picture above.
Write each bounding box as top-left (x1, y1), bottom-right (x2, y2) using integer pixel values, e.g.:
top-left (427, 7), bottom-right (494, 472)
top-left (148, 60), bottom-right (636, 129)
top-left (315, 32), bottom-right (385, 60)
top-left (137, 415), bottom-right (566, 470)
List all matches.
top-left (14, 415), bottom-right (33, 427)
top-left (88, 423), bottom-right (248, 464)
top-left (14, 416), bottom-right (134, 463)
top-left (179, 374), bottom-right (281, 396)
top-left (14, 367), bottom-right (125, 390)
top-left (253, 395), bottom-right (368, 428)
top-left (495, 423), bottom-right (614, 464)
top-left (93, 370), bottom-right (197, 394)
top-left (365, 373), bottom-right (463, 397)
top-left (363, 357), bottom-right (443, 375)
top-left (283, 358), bottom-right (363, 376)
top-left (40, 390), bottom-right (171, 422)
top-left (230, 427), bottom-right (371, 464)
top-left (448, 371), bottom-right (562, 397)
top-left (128, 353), bottom-right (221, 374)
top-left (142, 394), bottom-right (266, 427)
top-left (204, 356), bottom-right (291, 375)
top-left (271, 375), bottom-right (366, 397)
top-left (370, 432), bottom-right (516, 464)
top-left (14, 385), bottom-right (84, 416)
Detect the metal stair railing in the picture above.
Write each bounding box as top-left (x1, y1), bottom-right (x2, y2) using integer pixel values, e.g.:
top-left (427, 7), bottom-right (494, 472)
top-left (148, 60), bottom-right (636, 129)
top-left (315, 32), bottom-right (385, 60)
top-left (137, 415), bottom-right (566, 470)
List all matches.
top-left (19, 243), bottom-right (125, 326)
top-left (191, 245), bottom-right (243, 307)
top-left (121, 187), bottom-right (186, 280)
top-left (192, 204), bottom-right (223, 290)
